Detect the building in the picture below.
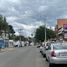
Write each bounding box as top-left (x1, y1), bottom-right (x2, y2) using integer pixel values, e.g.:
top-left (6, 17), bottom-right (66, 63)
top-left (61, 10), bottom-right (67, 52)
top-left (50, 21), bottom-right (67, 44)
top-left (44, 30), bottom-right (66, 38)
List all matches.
top-left (0, 30), bottom-right (9, 48)
top-left (0, 38), bottom-right (5, 48)
top-left (55, 19), bottom-right (67, 41)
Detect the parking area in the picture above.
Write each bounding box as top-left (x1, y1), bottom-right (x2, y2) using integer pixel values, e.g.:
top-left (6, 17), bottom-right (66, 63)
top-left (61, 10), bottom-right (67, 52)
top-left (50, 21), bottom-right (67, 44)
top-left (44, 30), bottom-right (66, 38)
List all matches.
top-left (39, 42), bottom-right (67, 67)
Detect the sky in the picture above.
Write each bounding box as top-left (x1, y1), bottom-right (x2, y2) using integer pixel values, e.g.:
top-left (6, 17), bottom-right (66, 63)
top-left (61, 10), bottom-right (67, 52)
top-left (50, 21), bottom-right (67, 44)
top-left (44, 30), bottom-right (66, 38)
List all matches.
top-left (0, 0), bottom-right (67, 37)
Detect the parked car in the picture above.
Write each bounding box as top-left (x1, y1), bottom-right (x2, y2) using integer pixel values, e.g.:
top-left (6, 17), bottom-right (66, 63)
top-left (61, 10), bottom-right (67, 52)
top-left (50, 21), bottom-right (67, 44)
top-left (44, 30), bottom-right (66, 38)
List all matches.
top-left (39, 46), bottom-right (43, 53)
top-left (41, 43), bottom-right (51, 57)
top-left (37, 45), bottom-right (40, 48)
top-left (41, 46), bottom-right (46, 57)
top-left (45, 43), bottom-right (67, 67)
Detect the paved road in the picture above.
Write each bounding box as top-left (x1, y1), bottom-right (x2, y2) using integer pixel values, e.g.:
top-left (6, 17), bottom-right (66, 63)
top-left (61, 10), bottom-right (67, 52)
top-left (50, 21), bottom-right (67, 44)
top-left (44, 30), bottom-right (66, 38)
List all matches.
top-left (0, 46), bottom-right (48, 67)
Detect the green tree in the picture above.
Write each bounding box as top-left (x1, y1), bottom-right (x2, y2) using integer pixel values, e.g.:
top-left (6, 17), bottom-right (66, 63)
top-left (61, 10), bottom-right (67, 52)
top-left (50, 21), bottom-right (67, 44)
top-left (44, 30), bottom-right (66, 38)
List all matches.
top-left (14, 35), bottom-right (28, 41)
top-left (8, 25), bottom-right (15, 39)
top-left (3, 17), bottom-right (9, 37)
top-left (0, 15), bottom-right (3, 35)
top-left (0, 15), bottom-right (15, 39)
top-left (34, 26), bottom-right (56, 42)
top-left (0, 15), bottom-right (9, 36)
top-left (3, 17), bottom-right (8, 31)
top-left (8, 25), bottom-right (15, 34)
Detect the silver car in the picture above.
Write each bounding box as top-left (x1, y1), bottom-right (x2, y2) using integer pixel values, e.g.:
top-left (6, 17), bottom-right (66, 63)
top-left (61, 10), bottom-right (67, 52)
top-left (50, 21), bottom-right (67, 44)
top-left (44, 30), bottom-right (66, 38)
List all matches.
top-left (41, 46), bottom-right (46, 57)
top-left (39, 46), bottom-right (43, 53)
top-left (45, 43), bottom-right (67, 67)
top-left (42, 43), bottom-right (51, 57)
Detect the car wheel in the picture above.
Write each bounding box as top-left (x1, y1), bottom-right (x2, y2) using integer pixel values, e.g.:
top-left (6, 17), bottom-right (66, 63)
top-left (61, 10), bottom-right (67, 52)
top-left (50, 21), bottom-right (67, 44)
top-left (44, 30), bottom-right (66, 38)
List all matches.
top-left (46, 57), bottom-right (48, 61)
top-left (41, 52), bottom-right (43, 55)
top-left (43, 54), bottom-right (46, 57)
top-left (45, 56), bottom-right (48, 61)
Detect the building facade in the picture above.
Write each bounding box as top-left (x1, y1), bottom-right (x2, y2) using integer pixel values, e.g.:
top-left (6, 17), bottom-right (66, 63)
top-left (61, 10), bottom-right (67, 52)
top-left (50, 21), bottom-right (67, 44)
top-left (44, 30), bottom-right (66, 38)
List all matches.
top-left (55, 19), bottom-right (67, 41)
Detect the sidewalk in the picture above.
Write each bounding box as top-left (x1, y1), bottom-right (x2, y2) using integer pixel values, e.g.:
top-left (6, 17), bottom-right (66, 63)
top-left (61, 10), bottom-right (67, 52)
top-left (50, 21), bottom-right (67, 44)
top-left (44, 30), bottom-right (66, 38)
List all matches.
top-left (1, 47), bottom-right (14, 52)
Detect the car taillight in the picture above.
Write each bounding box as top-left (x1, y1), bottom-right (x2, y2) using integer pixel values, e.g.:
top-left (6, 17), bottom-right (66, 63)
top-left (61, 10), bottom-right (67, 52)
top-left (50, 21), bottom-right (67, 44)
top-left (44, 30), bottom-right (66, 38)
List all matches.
top-left (51, 51), bottom-right (56, 57)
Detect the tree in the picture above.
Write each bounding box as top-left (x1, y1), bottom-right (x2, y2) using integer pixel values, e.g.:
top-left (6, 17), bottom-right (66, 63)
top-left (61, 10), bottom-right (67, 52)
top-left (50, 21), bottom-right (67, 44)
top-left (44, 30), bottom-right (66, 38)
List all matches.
top-left (0, 15), bottom-right (3, 35)
top-left (34, 26), bottom-right (56, 42)
top-left (0, 15), bottom-right (15, 39)
top-left (35, 26), bottom-right (45, 42)
top-left (14, 35), bottom-right (28, 41)
top-left (3, 17), bottom-right (9, 32)
top-left (0, 15), bottom-right (9, 36)
top-left (8, 25), bottom-right (15, 34)
top-left (8, 25), bottom-right (15, 39)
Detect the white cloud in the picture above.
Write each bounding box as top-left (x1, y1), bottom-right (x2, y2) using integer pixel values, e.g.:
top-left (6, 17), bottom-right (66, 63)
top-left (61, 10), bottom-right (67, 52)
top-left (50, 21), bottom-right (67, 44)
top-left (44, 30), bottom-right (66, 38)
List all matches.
top-left (7, 16), bottom-right (18, 23)
top-left (15, 32), bottom-right (19, 36)
top-left (51, 27), bottom-right (55, 31)
top-left (38, 5), bottom-right (48, 12)
top-left (59, 15), bottom-right (67, 19)
top-left (0, 0), bottom-right (67, 36)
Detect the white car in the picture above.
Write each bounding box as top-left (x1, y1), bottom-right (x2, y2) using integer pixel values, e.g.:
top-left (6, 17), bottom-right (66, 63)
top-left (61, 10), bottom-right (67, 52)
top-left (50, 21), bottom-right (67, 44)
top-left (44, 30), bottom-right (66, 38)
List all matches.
top-left (40, 46), bottom-right (43, 53)
top-left (42, 43), bottom-right (51, 57)
top-left (45, 43), bottom-right (67, 67)
top-left (41, 46), bottom-right (46, 57)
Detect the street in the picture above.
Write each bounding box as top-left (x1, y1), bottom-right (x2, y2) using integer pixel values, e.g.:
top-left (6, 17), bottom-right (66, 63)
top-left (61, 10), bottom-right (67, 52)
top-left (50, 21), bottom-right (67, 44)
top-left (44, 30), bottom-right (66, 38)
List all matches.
top-left (0, 46), bottom-right (49, 67)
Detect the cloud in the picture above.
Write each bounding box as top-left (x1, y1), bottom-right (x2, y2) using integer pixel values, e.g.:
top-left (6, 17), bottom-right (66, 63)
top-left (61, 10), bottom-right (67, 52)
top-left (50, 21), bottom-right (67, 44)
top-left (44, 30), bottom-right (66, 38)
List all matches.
top-left (0, 0), bottom-right (67, 36)
top-left (38, 5), bottom-right (48, 12)
top-left (7, 17), bottom-right (44, 36)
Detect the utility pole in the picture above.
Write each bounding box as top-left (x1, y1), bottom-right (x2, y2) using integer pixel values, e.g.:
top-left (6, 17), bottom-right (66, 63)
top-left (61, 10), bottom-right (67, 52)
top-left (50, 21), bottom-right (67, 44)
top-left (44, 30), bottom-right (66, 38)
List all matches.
top-left (45, 22), bottom-right (46, 46)
top-left (44, 16), bottom-right (48, 46)
top-left (18, 29), bottom-right (23, 47)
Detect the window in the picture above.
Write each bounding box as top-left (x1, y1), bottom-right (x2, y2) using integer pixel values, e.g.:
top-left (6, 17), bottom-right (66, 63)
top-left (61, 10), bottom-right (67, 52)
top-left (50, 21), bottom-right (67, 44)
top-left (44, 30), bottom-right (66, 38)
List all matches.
top-left (48, 45), bottom-right (51, 50)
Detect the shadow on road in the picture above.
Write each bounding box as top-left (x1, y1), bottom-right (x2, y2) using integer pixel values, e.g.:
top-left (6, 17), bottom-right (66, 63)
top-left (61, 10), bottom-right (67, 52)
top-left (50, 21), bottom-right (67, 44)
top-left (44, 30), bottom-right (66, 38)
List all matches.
top-left (53, 64), bottom-right (67, 67)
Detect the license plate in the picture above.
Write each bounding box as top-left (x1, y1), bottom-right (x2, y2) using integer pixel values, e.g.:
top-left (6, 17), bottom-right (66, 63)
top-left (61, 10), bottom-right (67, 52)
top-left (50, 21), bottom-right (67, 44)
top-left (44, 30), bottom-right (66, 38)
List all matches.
top-left (61, 53), bottom-right (67, 56)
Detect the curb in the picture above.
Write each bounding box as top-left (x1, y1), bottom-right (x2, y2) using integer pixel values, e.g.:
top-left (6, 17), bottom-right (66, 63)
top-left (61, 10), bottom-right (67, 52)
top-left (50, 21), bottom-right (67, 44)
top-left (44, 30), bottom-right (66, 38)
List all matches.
top-left (1, 48), bottom-right (14, 52)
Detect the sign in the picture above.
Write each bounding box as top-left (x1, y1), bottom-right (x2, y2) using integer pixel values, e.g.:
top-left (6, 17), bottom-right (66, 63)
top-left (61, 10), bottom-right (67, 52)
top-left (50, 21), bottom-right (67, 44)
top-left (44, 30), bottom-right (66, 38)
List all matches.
top-left (63, 24), bottom-right (67, 29)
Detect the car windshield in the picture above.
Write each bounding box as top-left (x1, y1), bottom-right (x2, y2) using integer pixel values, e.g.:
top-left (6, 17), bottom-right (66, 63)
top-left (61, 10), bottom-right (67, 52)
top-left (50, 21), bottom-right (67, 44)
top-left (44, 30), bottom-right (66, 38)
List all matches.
top-left (53, 45), bottom-right (67, 50)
